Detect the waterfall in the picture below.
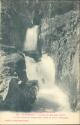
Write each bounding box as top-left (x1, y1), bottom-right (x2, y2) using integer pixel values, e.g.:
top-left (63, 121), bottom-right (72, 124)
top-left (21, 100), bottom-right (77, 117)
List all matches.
top-left (24, 26), bottom-right (71, 112)
top-left (24, 25), bottom-right (39, 51)
top-left (25, 53), bottom-right (55, 88)
top-left (25, 54), bottom-right (71, 111)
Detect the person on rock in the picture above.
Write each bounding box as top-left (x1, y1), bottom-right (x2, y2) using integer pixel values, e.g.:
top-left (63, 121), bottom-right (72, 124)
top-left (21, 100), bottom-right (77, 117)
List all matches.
top-left (0, 45), bottom-right (38, 111)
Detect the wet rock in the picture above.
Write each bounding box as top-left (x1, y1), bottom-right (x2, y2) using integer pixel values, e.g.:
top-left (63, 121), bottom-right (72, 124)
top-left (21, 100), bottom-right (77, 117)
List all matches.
top-left (0, 79), bottom-right (38, 111)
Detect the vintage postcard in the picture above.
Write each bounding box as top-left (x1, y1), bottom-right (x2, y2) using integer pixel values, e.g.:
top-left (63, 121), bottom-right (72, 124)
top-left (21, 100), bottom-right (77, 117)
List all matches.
top-left (0, 0), bottom-right (80, 124)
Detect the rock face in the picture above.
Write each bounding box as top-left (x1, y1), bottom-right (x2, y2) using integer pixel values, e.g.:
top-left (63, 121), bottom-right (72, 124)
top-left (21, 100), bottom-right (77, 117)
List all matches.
top-left (41, 10), bottom-right (80, 111)
top-left (0, 48), bottom-right (38, 111)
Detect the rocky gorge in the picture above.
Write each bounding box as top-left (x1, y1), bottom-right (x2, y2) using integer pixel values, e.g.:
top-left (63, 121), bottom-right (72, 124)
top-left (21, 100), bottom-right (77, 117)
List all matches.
top-left (0, 0), bottom-right (80, 112)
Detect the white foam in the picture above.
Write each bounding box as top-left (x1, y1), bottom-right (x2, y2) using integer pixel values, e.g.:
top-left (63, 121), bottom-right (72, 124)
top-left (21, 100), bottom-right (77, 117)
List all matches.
top-left (25, 54), bottom-right (70, 111)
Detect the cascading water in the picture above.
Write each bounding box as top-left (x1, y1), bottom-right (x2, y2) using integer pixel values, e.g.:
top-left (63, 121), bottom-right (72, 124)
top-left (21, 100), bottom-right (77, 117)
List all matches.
top-left (24, 25), bottom-right (39, 51)
top-left (25, 53), bottom-right (55, 88)
top-left (24, 26), bottom-right (71, 112)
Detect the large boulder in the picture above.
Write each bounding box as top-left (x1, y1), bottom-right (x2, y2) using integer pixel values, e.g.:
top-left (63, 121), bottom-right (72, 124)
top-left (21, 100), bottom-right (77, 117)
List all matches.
top-left (0, 79), bottom-right (38, 111)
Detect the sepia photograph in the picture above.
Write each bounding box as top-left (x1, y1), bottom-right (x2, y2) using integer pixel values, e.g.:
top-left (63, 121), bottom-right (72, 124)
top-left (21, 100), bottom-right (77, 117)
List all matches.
top-left (0, 0), bottom-right (80, 124)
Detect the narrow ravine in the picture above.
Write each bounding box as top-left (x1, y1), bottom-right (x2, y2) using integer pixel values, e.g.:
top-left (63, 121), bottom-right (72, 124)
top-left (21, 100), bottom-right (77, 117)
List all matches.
top-left (24, 24), bottom-right (71, 112)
